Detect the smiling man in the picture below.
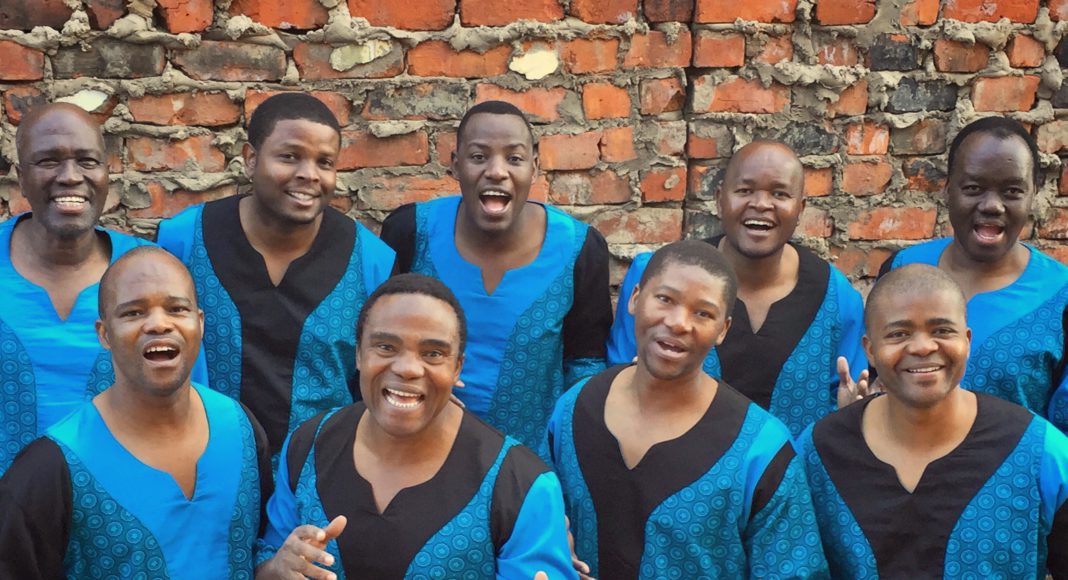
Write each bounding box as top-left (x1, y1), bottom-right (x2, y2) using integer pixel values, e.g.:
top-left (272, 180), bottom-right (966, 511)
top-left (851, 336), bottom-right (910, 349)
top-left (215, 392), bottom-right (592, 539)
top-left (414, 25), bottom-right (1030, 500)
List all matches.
top-left (254, 274), bottom-right (575, 580)
top-left (798, 264), bottom-right (1068, 578)
top-left (608, 140), bottom-right (866, 436)
top-left (0, 247), bottom-right (271, 579)
top-left (157, 93), bottom-right (395, 461)
top-left (380, 101), bottom-right (611, 451)
top-left (0, 103), bottom-right (155, 474)
top-left (880, 117), bottom-right (1068, 431)
top-left (546, 241), bottom-right (828, 579)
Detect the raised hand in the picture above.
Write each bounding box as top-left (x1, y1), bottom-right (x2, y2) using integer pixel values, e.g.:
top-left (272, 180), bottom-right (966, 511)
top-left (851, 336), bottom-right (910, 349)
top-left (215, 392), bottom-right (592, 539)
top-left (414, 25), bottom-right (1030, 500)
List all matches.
top-left (258, 515), bottom-right (347, 580)
top-left (836, 356), bottom-right (880, 408)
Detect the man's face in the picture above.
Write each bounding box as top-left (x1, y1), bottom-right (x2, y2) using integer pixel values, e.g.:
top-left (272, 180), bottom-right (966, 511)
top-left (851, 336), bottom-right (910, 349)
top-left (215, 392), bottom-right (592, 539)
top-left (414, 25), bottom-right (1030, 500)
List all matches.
top-left (716, 144), bottom-right (805, 260)
top-left (96, 256), bottom-right (204, 397)
top-left (244, 119), bottom-right (339, 227)
top-left (864, 289), bottom-right (971, 410)
top-left (629, 262), bottom-right (731, 382)
top-left (18, 107), bottom-right (108, 238)
top-left (946, 133), bottom-right (1035, 263)
top-left (451, 113), bottom-right (538, 236)
top-left (357, 293), bottom-right (463, 438)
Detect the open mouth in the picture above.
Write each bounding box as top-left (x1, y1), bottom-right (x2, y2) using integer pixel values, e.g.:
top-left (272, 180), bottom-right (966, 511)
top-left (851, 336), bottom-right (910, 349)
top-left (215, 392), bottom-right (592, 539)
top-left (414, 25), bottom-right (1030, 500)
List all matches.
top-left (384, 387), bottom-right (424, 409)
top-left (286, 191), bottom-right (317, 206)
top-left (742, 218), bottom-right (774, 233)
top-left (52, 196), bottom-right (89, 212)
top-left (973, 223), bottom-right (1005, 244)
top-left (143, 344), bottom-right (179, 362)
top-left (478, 190), bottom-right (512, 216)
top-left (904, 364), bottom-right (943, 374)
top-left (653, 337), bottom-right (688, 360)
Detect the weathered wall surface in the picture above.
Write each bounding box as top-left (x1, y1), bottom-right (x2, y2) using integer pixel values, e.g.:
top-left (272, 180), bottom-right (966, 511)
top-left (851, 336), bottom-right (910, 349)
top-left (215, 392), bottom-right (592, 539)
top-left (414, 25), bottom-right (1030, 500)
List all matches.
top-left (2, 0), bottom-right (1068, 287)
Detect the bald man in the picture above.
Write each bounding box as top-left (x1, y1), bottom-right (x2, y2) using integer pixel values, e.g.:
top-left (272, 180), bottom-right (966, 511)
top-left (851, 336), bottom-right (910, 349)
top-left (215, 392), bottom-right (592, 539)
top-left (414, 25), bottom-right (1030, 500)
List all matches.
top-left (0, 103), bottom-right (155, 474)
top-left (798, 264), bottom-right (1068, 578)
top-left (608, 140), bottom-right (866, 436)
top-left (0, 247), bottom-right (271, 579)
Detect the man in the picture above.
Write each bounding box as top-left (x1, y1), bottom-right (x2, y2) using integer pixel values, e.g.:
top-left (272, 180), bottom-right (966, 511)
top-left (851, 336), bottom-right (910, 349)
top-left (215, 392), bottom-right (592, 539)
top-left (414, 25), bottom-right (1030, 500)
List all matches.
top-left (880, 116), bottom-right (1068, 431)
top-left (157, 93), bottom-right (395, 459)
top-left (254, 274), bottom-right (576, 579)
top-left (380, 101), bottom-right (612, 450)
top-left (798, 264), bottom-right (1067, 577)
top-left (0, 247), bottom-right (272, 578)
top-left (608, 141), bottom-right (866, 436)
top-left (546, 241), bottom-right (829, 579)
top-left (0, 103), bottom-right (154, 473)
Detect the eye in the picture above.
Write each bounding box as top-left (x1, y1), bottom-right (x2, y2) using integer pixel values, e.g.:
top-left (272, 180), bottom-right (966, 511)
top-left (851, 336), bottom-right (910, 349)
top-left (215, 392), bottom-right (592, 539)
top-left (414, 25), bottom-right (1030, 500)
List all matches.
top-left (278, 152), bottom-right (297, 161)
top-left (168, 305), bottom-right (191, 314)
top-left (886, 330), bottom-right (908, 340)
top-left (655, 294), bottom-right (673, 305)
top-left (318, 158), bottom-right (335, 169)
top-left (508, 154), bottom-right (524, 163)
top-left (79, 158), bottom-right (101, 169)
top-left (119, 308), bottom-right (142, 318)
top-left (35, 159), bottom-right (59, 168)
top-left (773, 190), bottom-right (791, 199)
top-left (1004, 187), bottom-right (1026, 200)
top-left (374, 343), bottom-right (396, 354)
top-left (932, 327), bottom-right (957, 336)
top-left (696, 310), bottom-right (714, 320)
top-left (960, 184), bottom-right (981, 195)
top-left (470, 152), bottom-right (486, 162)
top-left (734, 187), bottom-right (752, 195)
top-left (424, 350), bottom-right (446, 361)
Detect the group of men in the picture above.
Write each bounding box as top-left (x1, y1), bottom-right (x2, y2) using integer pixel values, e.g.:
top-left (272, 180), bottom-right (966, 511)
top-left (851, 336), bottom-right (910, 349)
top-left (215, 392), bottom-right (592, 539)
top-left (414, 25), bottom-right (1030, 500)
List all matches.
top-left (0, 92), bottom-right (1065, 579)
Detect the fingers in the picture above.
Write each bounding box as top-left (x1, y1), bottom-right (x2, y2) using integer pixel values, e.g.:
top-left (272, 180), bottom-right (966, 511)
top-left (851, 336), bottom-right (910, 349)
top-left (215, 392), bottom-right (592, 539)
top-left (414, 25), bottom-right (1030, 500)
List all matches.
top-left (321, 515), bottom-right (347, 542)
top-left (535, 573), bottom-right (549, 580)
top-left (835, 356), bottom-right (851, 387)
top-left (284, 529), bottom-right (336, 566)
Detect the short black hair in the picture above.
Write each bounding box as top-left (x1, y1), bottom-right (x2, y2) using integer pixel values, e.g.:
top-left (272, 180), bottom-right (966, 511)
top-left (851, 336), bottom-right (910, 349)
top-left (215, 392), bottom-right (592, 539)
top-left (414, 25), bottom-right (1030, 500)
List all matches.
top-left (455, 100), bottom-right (535, 150)
top-left (947, 116), bottom-right (1040, 186)
top-left (246, 93), bottom-right (342, 150)
top-left (865, 264), bottom-right (967, 330)
top-left (357, 273), bottom-right (467, 354)
top-left (98, 246), bottom-right (196, 318)
top-left (638, 240), bottom-right (739, 315)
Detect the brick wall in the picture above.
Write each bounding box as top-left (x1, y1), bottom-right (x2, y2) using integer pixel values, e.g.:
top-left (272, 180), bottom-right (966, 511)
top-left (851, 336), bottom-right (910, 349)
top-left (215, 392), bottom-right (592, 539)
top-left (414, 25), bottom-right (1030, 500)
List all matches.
top-left (2, 0), bottom-right (1068, 290)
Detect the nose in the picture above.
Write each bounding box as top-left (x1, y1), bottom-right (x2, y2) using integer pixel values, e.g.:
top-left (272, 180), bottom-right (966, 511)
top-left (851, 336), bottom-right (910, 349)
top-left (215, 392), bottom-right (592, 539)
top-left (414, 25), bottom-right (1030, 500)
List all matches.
top-left (750, 190), bottom-right (774, 210)
top-left (977, 191), bottom-right (1005, 215)
top-left (905, 332), bottom-right (937, 356)
top-left (294, 158), bottom-right (320, 182)
top-left (56, 159), bottom-right (84, 184)
top-left (662, 305), bottom-right (693, 334)
top-left (485, 155), bottom-right (508, 180)
top-left (142, 307), bottom-right (175, 334)
top-left (390, 349), bottom-right (425, 379)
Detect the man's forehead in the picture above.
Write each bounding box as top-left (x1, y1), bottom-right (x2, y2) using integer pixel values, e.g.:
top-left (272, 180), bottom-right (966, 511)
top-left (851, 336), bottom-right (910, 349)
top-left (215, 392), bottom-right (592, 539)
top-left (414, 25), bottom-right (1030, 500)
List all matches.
top-left (19, 107), bottom-right (103, 151)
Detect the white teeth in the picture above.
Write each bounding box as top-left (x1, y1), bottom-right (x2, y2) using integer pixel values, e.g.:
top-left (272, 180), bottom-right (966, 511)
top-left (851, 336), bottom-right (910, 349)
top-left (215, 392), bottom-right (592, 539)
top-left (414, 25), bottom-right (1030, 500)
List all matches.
top-left (384, 388), bottom-right (423, 409)
top-left (907, 366), bottom-right (940, 373)
top-left (288, 192), bottom-right (314, 201)
top-left (146, 345), bottom-right (176, 353)
top-left (480, 191), bottom-right (510, 198)
top-left (743, 219), bottom-right (773, 227)
top-left (54, 196), bottom-right (86, 204)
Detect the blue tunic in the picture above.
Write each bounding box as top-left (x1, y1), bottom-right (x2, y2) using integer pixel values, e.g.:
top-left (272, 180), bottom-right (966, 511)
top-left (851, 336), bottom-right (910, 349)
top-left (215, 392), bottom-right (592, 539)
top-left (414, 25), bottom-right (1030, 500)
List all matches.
top-left (607, 239), bottom-right (866, 437)
top-left (545, 365), bottom-right (830, 579)
top-left (0, 213), bottom-right (154, 474)
top-left (886, 238), bottom-right (1068, 432)
top-left (798, 393), bottom-right (1068, 578)
top-left (0, 384), bottom-right (271, 579)
top-left (157, 196), bottom-right (395, 457)
top-left (256, 404), bottom-right (577, 579)
top-left (380, 196), bottom-right (612, 450)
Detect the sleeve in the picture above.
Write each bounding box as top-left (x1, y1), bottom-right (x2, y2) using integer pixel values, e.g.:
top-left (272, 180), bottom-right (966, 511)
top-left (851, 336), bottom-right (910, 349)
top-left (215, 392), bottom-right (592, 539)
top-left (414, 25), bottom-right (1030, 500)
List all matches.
top-left (254, 433), bottom-right (301, 568)
top-left (745, 445), bottom-right (830, 580)
top-left (357, 224), bottom-right (397, 295)
top-left (605, 252), bottom-right (651, 366)
top-left (240, 404), bottom-right (275, 538)
top-left (378, 204), bottom-right (417, 274)
top-left (1041, 423), bottom-right (1068, 578)
top-left (562, 227), bottom-right (612, 386)
top-left (1048, 304), bottom-right (1068, 433)
top-left (0, 438), bottom-right (72, 580)
top-left (834, 272), bottom-right (867, 396)
top-left (496, 471), bottom-right (579, 580)
top-left (154, 205), bottom-right (201, 264)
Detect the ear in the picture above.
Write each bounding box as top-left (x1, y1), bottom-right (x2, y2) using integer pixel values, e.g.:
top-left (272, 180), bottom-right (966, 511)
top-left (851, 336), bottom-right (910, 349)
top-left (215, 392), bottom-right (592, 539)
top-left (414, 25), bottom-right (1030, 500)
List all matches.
top-left (862, 335), bottom-right (874, 368)
top-left (242, 143), bottom-right (257, 180)
top-left (531, 150), bottom-right (540, 180)
top-left (448, 150), bottom-right (458, 179)
top-left (627, 283), bottom-right (641, 316)
top-left (714, 317), bottom-right (732, 347)
top-left (96, 319), bottom-right (111, 351)
top-left (355, 344), bottom-right (363, 373)
top-left (453, 353), bottom-right (465, 387)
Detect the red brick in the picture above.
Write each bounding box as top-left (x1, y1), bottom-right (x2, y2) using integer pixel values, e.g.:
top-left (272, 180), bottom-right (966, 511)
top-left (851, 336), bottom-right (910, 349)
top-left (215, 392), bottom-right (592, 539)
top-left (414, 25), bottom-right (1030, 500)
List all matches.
top-left (435, 132), bottom-right (457, 166)
top-left (842, 161), bottom-right (893, 196)
top-left (971, 75), bottom-right (1040, 112)
top-left (1036, 120), bottom-right (1068, 153)
top-left (693, 31), bottom-right (745, 68)
top-left (1038, 208), bottom-right (1068, 239)
top-left (550, 170), bottom-right (632, 205)
top-left (337, 130), bottom-right (429, 170)
top-left (816, 37), bottom-right (859, 66)
top-left (0, 0), bottom-right (72, 30)
top-left (128, 92), bottom-right (241, 127)
top-left (687, 163), bottom-right (711, 197)
top-left (460, 0), bottom-right (563, 25)
top-left (693, 76), bottom-right (790, 114)
top-left (641, 166), bottom-right (687, 202)
top-left (367, 175), bottom-right (457, 211)
top-left (755, 34), bottom-right (793, 64)
top-left (846, 121), bottom-right (890, 155)
top-left (582, 83), bottom-right (631, 120)
top-left (0, 41), bottom-right (44, 81)
top-left (831, 246), bottom-right (892, 278)
top-left (827, 80), bottom-right (869, 117)
top-left (408, 41), bottom-right (510, 78)
top-left (475, 85), bottom-right (567, 122)
top-left (639, 77), bottom-right (685, 114)
top-left (798, 207), bottom-right (833, 238)
top-left (126, 135), bottom-right (226, 173)
top-left (623, 30), bottom-right (692, 69)
top-left (1060, 163), bottom-right (1068, 195)
top-left (539, 131), bottom-right (602, 170)
top-left (85, 0), bottom-right (126, 29)
top-left (804, 166), bottom-right (833, 197)
top-left (229, 0), bottom-right (328, 29)
top-left (600, 127), bottom-right (637, 162)
top-left (1007, 34), bottom-right (1045, 68)
top-left (104, 136), bottom-right (123, 173)
top-left (592, 207), bottom-right (683, 244)
top-left (653, 121), bottom-right (686, 156)
top-left (933, 39), bottom-right (990, 73)
top-left (570, 0), bottom-right (637, 23)
top-left (293, 42), bottom-right (404, 80)
top-left (1037, 243), bottom-right (1068, 266)
top-left (848, 207), bottom-right (936, 240)
top-left (943, 0), bottom-right (1038, 22)
top-left (347, 0), bottom-right (455, 30)
top-left (687, 134), bottom-right (722, 159)
top-left (173, 41), bottom-right (287, 81)
top-left (530, 175), bottom-right (550, 203)
top-left (1052, 0), bottom-right (1068, 21)
top-left (644, 0), bottom-right (694, 22)
top-left (891, 118), bottom-right (947, 155)
top-left (900, 0), bottom-right (938, 25)
top-left (245, 90), bottom-right (352, 126)
top-left (129, 182), bottom-right (236, 219)
top-left (816, 0), bottom-right (875, 24)
top-left (902, 158), bottom-right (946, 192)
top-left (561, 38), bottom-right (620, 74)
top-left (4, 86), bottom-right (46, 125)
top-left (157, 0), bottom-right (213, 33)
top-left (695, 0), bottom-right (796, 22)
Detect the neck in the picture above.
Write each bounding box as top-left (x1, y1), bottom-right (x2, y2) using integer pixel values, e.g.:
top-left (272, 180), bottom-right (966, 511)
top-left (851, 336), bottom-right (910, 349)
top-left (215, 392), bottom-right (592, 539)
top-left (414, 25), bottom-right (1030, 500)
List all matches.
top-left (881, 388), bottom-right (975, 450)
top-left (17, 217), bottom-right (104, 268)
top-left (455, 200), bottom-right (531, 254)
top-left (719, 238), bottom-right (792, 291)
top-left (943, 239), bottom-right (1028, 279)
top-left (360, 404), bottom-right (461, 465)
top-left (239, 196), bottom-right (321, 255)
top-left (96, 379), bottom-right (196, 435)
top-left (629, 364), bottom-right (716, 414)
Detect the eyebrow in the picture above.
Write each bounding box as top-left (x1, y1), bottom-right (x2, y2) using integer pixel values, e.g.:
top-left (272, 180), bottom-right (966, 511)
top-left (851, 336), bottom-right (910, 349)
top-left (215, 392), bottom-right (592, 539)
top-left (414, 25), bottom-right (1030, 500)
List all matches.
top-left (113, 296), bottom-right (194, 311)
top-left (883, 317), bottom-right (959, 329)
top-left (652, 284), bottom-right (721, 311)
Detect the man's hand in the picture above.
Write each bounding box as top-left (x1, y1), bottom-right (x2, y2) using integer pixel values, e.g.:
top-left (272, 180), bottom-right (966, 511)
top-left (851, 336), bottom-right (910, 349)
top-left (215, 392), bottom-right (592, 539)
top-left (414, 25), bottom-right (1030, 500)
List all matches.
top-left (258, 516), bottom-right (347, 580)
top-left (836, 356), bottom-right (881, 408)
top-left (565, 516), bottom-right (595, 580)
